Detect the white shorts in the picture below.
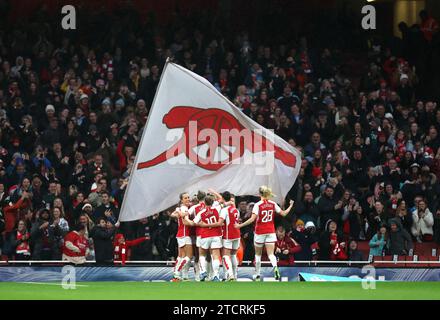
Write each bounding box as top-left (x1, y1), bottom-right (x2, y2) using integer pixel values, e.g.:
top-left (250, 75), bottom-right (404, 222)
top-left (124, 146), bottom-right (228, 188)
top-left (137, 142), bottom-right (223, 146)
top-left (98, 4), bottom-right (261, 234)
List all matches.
top-left (223, 238), bottom-right (240, 250)
top-left (200, 236), bottom-right (223, 250)
top-left (177, 236), bottom-right (193, 248)
top-left (254, 233), bottom-right (277, 247)
top-left (196, 236), bottom-right (201, 248)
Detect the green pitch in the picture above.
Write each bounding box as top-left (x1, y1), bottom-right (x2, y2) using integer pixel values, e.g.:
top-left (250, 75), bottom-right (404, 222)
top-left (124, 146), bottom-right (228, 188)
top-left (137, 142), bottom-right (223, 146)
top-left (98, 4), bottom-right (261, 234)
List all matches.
top-left (0, 282), bottom-right (440, 300)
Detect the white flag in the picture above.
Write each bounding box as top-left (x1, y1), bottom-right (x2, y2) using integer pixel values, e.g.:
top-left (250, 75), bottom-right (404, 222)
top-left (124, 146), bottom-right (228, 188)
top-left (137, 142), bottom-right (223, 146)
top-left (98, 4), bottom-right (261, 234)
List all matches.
top-left (119, 61), bottom-right (301, 221)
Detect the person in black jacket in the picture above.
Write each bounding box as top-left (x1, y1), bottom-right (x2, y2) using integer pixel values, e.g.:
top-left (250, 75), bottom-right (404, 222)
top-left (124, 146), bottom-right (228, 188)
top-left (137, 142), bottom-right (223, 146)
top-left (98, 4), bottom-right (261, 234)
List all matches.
top-left (388, 218), bottom-right (413, 255)
top-left (347, 240), bottom-right (365, 261)
top-left (317, 186), bottom-right (341, 229)
top-left (294, 191), bottom-right (320, 226)
top-left (30, 209), bottom-right (53, 260)
top-left (130, 217), bottom-right (153, 261)
top-left (90, 217), bottom-right (115, 264)
top-left (290, 221), bottom-right (317, 261)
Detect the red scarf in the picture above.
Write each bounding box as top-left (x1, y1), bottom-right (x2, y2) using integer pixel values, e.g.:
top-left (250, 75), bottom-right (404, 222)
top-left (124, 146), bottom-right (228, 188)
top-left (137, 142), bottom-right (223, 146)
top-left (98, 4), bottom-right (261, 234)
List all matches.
top-left (16, 231), bottom-right (30, 255)
top-left (330, 233), bottom-right (347, 260)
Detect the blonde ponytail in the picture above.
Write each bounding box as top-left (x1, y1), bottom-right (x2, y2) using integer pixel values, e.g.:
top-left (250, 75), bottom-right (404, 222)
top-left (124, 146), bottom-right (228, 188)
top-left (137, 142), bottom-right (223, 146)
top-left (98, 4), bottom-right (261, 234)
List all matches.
top-left (259, 185), bottom-right (275, 199)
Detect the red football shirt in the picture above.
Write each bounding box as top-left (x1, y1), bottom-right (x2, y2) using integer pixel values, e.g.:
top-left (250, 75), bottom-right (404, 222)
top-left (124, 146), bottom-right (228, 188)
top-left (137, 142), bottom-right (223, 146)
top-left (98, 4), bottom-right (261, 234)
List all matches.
top-left (194, 206), bottom-right (222, 238)
top-left (176, 205), bottom-right (190, 238)
top-left (188, 202), bottom-right (205, 237)
top-left (220, 205), bottom-right (240, 240)
top-left (63, 231), bottom-right (88, 257)
top-left (252, 199), bottom-right (281, 235)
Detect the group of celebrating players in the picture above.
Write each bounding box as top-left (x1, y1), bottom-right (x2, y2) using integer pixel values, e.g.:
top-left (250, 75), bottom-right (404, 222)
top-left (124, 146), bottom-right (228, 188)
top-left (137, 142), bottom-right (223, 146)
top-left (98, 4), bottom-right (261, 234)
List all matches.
top-left (170, 186), bottom-right (294, 282)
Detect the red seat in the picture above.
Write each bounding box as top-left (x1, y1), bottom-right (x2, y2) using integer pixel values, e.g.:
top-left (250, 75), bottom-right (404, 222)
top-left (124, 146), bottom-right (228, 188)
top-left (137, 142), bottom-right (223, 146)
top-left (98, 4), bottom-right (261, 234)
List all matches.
top-left (406, 256), bottom-right (418, 267)
top-left (429, 256), bottom-right (440, 268)
top-left (397, 255), bottom-right (407, 267)
top-left (419, 255), bottom-right (434, 268)
top-left (408, 255), bottom-right (440, 267)
top-left (414, 242), bottom-right (438, 256)
top-left (405, 255), bottom-right (431, 267)
top-left (379, 255), bottom-right (398, 267)
top-left (372, 256), bottom-right (383, 267)
top-left (357, 241), bottom-right (370, 256)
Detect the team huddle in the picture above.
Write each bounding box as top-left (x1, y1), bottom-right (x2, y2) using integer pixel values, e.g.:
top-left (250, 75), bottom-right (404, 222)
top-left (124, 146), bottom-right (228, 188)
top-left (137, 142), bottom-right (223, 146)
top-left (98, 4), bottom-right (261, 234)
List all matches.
top-left (170, 186), bottom-right (294, 281)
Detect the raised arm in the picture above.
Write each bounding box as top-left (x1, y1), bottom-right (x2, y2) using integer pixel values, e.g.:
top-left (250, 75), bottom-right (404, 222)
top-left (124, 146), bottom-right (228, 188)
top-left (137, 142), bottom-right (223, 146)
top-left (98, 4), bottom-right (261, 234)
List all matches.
top-left (279, 200), bottom-right (295, 217)
top-left (208, 188), bottom-right (223, 203)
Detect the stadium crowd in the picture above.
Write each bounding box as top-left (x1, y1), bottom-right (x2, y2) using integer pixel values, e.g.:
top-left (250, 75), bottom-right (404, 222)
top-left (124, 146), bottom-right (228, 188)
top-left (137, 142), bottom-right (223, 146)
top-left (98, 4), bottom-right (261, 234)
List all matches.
top-left (0, 4), bottom-right (439, 265)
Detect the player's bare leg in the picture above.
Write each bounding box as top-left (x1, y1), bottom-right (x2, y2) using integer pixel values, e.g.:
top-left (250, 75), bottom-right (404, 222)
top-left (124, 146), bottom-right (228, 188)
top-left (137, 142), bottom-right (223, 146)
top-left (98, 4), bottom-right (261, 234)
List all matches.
top-left (193, 244), bottom-right (200, 281)
top-left (206, 253), bottom-right (213, 280)
top-left (253, 245), bottom-right (263, 281)
top-left (198, 247), bottom-right (209, 281)
top-left (210, 248), bottom-right (221, 281)
top-left (181, 244), bottom-right (193, 281)
top-left (222, 248), bottom-right (235, 281)
top-left (265, 243), bottom-right (280, 281)
top-left (172, 246), bottom-right (187, 281)
top-left (230, 249), bottom-right (238, 280)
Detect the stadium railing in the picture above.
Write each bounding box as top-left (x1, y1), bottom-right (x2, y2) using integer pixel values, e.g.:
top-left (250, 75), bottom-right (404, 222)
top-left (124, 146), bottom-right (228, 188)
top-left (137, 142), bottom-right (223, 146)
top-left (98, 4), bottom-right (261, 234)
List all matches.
top-left (0, 258), bottom-right (439, 266)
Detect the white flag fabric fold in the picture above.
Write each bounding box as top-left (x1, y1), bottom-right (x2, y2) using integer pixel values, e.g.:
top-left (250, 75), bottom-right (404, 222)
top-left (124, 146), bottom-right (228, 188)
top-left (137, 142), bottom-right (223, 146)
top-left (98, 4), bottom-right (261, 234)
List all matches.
top-left (119, 61), bottom-right (301, 221)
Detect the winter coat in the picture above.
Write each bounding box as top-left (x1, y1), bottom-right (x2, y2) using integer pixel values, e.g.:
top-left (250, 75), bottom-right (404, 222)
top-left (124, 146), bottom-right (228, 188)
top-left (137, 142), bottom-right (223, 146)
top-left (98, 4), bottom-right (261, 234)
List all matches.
top-left (90, 226), bottom-right (115, 263)
top-left (411, 209), bottom-right (434, 236)
top-left (291, 229), bottom-right (317, 261)
top-left (388, 218), bottom-right (413, 255)
top-left (369, 233), bottom-right (387, 256)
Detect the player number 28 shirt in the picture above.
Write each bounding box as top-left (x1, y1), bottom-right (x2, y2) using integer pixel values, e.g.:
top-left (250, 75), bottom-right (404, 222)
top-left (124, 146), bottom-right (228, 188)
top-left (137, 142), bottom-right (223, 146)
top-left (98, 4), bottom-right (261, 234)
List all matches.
top-left (252, 199), bottom-right (281, 235)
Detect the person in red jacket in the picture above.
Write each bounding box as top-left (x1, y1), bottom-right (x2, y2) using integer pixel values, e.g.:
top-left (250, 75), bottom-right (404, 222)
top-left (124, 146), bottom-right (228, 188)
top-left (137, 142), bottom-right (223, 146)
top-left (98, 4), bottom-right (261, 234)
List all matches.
top-left (113, 233), bottom-right (149, 265)
top-left (275, 225), bottom-right (301, 266)
top-left (4, 191), bottom-right (32, 234)
top-left (62, 224), bottom-right (88, 264)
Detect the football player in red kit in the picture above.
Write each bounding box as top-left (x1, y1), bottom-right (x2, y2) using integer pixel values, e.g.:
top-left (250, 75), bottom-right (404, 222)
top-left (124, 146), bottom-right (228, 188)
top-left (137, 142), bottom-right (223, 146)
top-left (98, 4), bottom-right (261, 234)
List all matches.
top-left (187, 191), bottom-right (207, 281)
top-left (186, 194), bottom-right (224, 282)
top-left (219, 191), bottom-right (240, 281)
top-left (169, 192), bottom-right (193, 281)
top-left (235, 186), bottom-right (294, 281)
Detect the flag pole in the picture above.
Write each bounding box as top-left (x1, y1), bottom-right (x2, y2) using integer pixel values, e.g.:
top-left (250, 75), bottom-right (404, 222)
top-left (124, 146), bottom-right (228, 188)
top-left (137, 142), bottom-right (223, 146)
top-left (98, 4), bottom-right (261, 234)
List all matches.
top-left (118, 58), bottom-right (172, 222)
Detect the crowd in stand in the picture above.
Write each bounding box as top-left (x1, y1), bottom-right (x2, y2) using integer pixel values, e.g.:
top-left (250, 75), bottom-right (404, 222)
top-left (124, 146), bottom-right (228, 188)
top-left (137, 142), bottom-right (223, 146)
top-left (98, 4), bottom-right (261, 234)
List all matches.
top-left (0, 5), bottom-right (439, 264)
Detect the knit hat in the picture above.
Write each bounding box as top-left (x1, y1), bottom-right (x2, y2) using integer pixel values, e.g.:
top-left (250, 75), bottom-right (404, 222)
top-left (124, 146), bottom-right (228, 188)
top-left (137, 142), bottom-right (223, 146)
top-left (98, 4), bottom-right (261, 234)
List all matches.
top-left (115, 98), bottom-right (125, 107)
top-left (400, 74), bottom-right (409, 81)
top-left (82, 203), bottom-right (93, 210)
top-left (305, 221), bottom-right (315, 229)
top-left (325, 219), bottom-right (335, 231)
top-left (296, 219), bottom-right (305, 227)
top-left (45, 104), bottom-right (55, 113)
top-left (114, 233), bottom-right (125, 245)
top-left (102, 98), bottom-right (112, 106)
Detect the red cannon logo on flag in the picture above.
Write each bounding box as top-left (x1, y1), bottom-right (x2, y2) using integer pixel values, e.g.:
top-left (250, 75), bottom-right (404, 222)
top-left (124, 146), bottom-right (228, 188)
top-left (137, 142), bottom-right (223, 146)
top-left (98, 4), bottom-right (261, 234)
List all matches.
top-left (137, 106), bottom-right (297, 171)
